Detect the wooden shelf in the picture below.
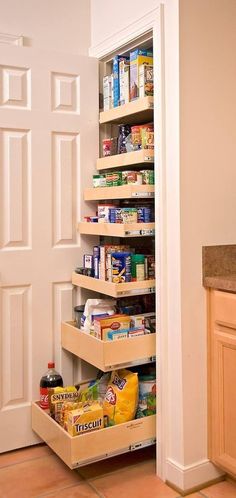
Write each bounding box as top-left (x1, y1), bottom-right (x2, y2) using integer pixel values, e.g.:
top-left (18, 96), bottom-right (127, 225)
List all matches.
top-left (84, 184), bottom-right (154, 201)
top-left (78, 222), bottom-right (155, 238)
top-left (72, 272), bottom-right (155, 298)
top-left (32, 402), bottom-right (156, 469)
top-left (97, 149), bottom-right (154, 171)
top-left (99, 96), bottom-right (154, 125)
top-left (61, 321), bottom-right (156, 372)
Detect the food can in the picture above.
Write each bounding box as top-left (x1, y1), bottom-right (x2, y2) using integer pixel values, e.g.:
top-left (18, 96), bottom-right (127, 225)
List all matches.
top-left (127, 171), bottom-right (143, 185)
top-left (93, 175), bottom-right (106, 188)
top-left (138, 375), bottom-right (156, 415)
top-left (102, 139), bottom-right (112, 156)
top-left (121, 170), bottom-right (133, 185)
top-left (140, 170), bottom-right (154, 185)
top-left (105, 172), bottom-right (122, 187)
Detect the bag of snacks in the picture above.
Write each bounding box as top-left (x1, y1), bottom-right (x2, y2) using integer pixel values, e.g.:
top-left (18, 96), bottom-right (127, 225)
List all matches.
top-left (103, 369), bottom-right (138, 426)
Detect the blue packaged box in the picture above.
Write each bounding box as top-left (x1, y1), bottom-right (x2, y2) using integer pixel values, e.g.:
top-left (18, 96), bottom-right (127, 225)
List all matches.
top-left (111, 252), bottom-right (132, 283)
top-left (113, 55), bottom-right (129, 107)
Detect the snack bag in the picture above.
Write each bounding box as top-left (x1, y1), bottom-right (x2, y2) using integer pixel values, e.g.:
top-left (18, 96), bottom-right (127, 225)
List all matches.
top-left (103, 369), bottom-right (138, 426)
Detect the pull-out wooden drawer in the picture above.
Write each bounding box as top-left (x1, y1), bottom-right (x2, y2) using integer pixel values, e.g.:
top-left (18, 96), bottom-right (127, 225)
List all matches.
top-left (211, 290), bottom-right (236, 328)
top-left (61, 322), bottom-right (156, 372)
top-left (32, 402), bottom-right (156, 469)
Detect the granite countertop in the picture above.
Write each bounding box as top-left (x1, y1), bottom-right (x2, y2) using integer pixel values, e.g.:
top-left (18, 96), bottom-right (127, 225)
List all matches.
top-left (203, 245), bottom-right (236, 293)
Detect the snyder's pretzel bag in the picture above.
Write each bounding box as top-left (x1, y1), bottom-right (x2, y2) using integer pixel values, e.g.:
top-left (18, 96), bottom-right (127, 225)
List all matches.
top-left (103, 369), bottom-right (138, 426)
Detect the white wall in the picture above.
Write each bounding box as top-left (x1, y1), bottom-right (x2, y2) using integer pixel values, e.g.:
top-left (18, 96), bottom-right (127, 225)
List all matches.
top-left (90, 0), bottom-right (159, 49)
top-left (0, 0), bottom-right (91, 54)
top-left (179, 0), bottom-right (236, 464)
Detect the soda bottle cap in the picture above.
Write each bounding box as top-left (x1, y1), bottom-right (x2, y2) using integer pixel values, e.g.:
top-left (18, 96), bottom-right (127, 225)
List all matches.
top-left (48, 362), bottom-right (55, 368)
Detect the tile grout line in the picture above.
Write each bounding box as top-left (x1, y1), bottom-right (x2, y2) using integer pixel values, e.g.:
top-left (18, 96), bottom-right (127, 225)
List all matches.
top-left (34, 480), bottom-right (92, 498)
top-left (0, 452), bottom-right (55, 471)
top-left (87, 479), bottom-right (106, 498)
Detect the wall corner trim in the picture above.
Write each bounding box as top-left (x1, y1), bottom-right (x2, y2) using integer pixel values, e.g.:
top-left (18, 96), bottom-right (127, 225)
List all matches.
top-left (0, 33), bottom-right (23, 46)
top-left (89, 6), bottom-right (160, 59)
top-left (165, 457), bottom-right (224, 492)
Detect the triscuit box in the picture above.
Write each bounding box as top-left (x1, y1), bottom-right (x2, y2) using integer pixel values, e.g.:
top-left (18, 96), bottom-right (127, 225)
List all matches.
top-left (66, 401), bottom-right (104, 436)
top-left (94, 314), bottom-right (131, 340)
top-left (139, 64), bottom-right (153, 98)
top-left (130, 49), bottom-right (153, 101)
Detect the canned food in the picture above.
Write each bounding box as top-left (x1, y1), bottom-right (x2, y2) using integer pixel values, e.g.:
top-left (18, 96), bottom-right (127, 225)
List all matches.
top-left (93, 175), bottom-right (106, 188)
top-left (105, 172), bottom-right (122, 187)
top-left (127, 171), bottom-right (143, 185)
top-left (140, 170), bottom-right (154, 185)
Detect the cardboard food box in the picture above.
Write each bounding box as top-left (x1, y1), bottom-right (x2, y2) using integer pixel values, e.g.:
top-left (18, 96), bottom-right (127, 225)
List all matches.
top-left (103, 75), bottom-right (113, 110)
top-left (139, 64), bottom-right (154, 97)
top-left (119, 60), bottom-right (130, 105)
top-left (113, 55), bottom-right (129, 107)
top-left (67, 401), bottom-right (104, 437)
top-left (130, 49), bottom-right (153, 101)
top-left (94, 314), bottom-right (131, 340)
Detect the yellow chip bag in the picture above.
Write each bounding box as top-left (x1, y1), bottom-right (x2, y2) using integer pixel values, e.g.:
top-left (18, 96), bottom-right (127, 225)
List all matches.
top-left (103, 369), bottom-right (138, 426)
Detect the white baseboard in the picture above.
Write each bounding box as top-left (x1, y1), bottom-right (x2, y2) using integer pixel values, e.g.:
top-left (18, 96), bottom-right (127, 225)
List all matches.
top-left (166, 457), bottom-right (224, 492)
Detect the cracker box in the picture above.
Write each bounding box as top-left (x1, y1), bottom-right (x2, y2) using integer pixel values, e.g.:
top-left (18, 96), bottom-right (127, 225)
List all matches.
top-left (119, 60), bottom-right (130, 105)
top-left (139, 64), bottom-right (154, 97)
top-left (113, 55), bottom-right (129, 107)
top-left (94, 314), bottom-right (131, 340)
top-left (130, 49), bottom-right (153, 101)
top-left (67, 401), bottom-right (104, 436)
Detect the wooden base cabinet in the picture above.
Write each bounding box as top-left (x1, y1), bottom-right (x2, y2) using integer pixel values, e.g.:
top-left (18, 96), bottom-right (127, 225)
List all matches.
top-left (208, 289), bottom-right (236, 476)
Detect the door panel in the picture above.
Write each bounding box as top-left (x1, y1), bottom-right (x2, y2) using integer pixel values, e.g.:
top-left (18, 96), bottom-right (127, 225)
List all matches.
top-left (0, 45), bottom-right (98, 451)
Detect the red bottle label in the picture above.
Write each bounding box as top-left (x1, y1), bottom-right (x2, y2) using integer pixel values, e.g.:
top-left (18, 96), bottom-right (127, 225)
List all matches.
top-left (40, 387), bottom-right (49, 409)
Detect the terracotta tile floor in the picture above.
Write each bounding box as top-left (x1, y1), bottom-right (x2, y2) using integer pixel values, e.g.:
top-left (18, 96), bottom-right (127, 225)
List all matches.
top-left (0, 444), bottom-right (236, 498)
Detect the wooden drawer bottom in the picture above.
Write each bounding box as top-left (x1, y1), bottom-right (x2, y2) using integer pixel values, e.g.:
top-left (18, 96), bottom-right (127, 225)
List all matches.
top-left (32, 402), bottom-right (156, 469)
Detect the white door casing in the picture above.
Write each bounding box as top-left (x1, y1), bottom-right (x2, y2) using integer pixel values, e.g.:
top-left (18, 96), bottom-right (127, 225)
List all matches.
top-left (0, 44), bottom-right (98, 452)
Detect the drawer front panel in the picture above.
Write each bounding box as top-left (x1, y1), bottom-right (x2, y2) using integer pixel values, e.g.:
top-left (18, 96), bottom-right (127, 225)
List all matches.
top-left (212, 290), bottom-right (236, 328)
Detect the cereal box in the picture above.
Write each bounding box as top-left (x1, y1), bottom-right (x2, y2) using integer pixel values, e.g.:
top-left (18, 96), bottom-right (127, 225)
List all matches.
top-left (130, 49), bottom-right (153, 101)
top-left (113, 55), bottom-right (129, 107)
top-left (119, 60), bottom-right (130, 105)
top-left (139, 64), bottom-right (154, 97)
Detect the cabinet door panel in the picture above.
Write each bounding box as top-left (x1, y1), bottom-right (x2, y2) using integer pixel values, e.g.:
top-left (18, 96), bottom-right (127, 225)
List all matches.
top-left (211, 329), bottom-right (236, 474)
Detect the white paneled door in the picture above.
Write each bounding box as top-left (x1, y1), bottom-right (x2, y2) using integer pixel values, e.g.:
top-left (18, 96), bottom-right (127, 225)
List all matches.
top-left (0, 45), bottom-right (98, 451)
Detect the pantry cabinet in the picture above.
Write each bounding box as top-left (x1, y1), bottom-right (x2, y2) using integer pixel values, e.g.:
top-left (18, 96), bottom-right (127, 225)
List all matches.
top-left (32, 30), bottom-right (158, 468)
top-left (208, 289), bottom-right (236, 476)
